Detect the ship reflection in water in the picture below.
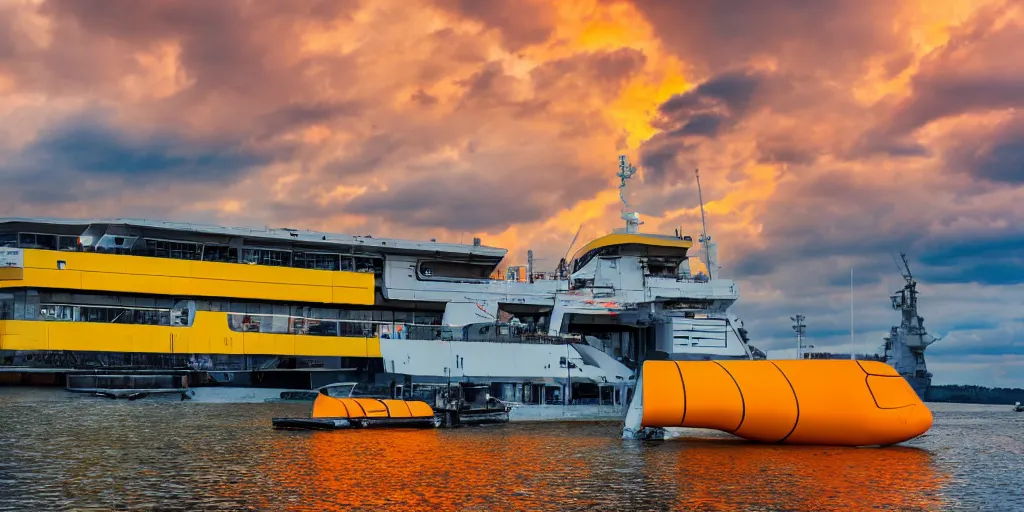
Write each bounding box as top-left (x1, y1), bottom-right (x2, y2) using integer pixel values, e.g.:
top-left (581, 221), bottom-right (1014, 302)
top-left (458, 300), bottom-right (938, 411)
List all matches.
top-left (1, 390), bottom-right (1019, 511)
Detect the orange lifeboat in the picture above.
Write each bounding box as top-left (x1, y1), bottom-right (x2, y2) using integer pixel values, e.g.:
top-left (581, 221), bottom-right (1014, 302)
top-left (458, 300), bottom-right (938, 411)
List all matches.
top-left (628, 359), bottom-right (933, 446)
top-left (272, 393), bottom-right (439, 430)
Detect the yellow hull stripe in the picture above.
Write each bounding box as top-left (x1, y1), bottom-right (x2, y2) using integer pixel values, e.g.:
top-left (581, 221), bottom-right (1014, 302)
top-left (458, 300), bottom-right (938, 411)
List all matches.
top-left (0, 311), bottom-right (381, 358)
top-left (0, 249), bottom-right (375, 306)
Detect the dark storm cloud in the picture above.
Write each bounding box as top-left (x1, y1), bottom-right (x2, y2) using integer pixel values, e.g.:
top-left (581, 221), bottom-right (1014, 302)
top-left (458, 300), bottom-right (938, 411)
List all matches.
top-left (345, 177), bottom-right (550, 231)
top-left (915, 233), bottom-right (1024, 286)
top-left (410, 89), bottom-right (439, 107)
top-left (3, 113), bottom-right (275, 188)
top-left (256, 101), bottom-right (364, 139)
top-left (427, 0), bottom-right (556, 51)
top-left (755, 137), bottom-right (819, 165)
top-left (660, 70), bottom-right (763, 117)
top-left (670, 114), bottom-right (725, 137)
top-left (630, 0), bottom-right (903, 75)
top-left (640, 70), bottom-right (767, 181)
top-left (343, 161), bottom-right (606, 231)
top-left (638, 140), bottom-right (689, 177)
top-left (725, 173), bottom-right (933, 281)
top-left (943, 118), bottom-right (1024, 185)
top-left (530, 48), bottom-right (648, 90)
top-left (455, 61), bottom-right (525, 110)
top-left (319, 133), bottom-right (412, 179)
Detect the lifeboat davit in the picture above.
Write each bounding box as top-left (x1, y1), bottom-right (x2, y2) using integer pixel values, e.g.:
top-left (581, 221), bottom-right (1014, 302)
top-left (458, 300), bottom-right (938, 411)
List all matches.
top-left (623, 359), bottom-right (933, 447)
top-left (272, 393), bottom-right (440, 430)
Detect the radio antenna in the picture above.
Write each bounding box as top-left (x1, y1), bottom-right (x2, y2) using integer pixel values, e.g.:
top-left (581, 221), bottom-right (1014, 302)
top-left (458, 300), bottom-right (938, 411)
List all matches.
top-left (695, 169), bottom-right (712, 280)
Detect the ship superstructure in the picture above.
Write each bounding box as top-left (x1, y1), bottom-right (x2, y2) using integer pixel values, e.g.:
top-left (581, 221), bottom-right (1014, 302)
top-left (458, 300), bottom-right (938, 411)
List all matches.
top-left (0, 156), bottom-right (752, 403)
top-left (882, 253), bottom-right (939, 399)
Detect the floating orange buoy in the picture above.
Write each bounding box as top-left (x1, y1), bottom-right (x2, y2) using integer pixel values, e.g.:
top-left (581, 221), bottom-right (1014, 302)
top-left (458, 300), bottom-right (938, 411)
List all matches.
top-left (633, 359), bottom-right (933, 446)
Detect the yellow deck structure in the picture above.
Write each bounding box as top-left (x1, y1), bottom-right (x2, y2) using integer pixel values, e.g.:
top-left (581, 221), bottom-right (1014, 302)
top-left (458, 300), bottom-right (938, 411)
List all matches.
top-left (0, 249), bottom-right (374, 304)
top-left (0, 248), bottom-right (379, 357)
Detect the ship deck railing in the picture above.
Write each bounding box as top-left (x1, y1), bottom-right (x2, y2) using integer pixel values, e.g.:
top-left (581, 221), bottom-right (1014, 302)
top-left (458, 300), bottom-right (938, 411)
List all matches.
top-left (385, 324), bottom-right (582, 346)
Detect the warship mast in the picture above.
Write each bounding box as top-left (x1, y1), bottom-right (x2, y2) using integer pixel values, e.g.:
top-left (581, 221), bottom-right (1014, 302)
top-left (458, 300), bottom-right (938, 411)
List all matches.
top-left (882, 253), bottom-right (939, 399)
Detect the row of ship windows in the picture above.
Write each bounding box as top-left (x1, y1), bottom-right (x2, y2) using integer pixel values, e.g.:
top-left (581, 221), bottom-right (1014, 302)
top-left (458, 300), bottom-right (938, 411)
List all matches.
top-left (0, 233), bottom-right (381, 272)
top-left (2, 291), bottom-right (446, 323)
top-left (1, 298), bottom-right (443, 339)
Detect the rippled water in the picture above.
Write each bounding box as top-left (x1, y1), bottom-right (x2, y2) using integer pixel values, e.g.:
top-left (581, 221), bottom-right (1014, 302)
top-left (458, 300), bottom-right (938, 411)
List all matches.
top-left (0, 389), bottom-right (1020, 511)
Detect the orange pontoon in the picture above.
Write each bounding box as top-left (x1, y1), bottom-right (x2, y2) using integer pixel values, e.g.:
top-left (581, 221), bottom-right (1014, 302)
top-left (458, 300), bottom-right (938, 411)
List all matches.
top-left (624, 359), bottom-right (933, 446)
top-left (272, 393), bottom-right (439, 430)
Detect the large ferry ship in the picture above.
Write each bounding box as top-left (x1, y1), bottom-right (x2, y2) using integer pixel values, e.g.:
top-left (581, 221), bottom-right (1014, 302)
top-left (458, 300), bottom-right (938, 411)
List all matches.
top-left (0, 156), bottom-right (756, 405)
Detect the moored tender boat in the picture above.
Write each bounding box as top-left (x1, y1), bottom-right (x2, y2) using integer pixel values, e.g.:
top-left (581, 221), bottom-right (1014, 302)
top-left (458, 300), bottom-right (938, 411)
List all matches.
top-left (272, 391), bottom-right (440, 430)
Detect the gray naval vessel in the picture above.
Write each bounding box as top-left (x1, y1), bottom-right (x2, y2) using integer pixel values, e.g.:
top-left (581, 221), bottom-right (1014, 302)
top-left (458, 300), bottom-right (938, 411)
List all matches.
top-left (800, 253), bottom-right (940, 399)
top-left (882, 253), bottom-right (940, 399)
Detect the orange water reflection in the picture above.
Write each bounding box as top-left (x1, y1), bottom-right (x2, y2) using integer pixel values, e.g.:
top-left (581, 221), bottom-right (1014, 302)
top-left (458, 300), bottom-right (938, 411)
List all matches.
top-left (647, 435), bottom-right (948, 511)
top-left (265, 423), bottom-right (947, 511)
top-left (270, 424), bottom-right (611, 511)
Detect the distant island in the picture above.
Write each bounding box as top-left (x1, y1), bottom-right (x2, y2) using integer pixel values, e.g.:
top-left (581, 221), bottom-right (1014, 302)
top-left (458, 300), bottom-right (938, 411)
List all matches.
top-left (927, 385), bottom-right (1024, 405)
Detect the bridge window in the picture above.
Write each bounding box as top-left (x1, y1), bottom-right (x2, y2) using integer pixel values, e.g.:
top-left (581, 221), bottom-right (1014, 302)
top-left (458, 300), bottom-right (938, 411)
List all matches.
top-left (293, 252), bottom-right (339, 271)
top-left (242, 248), bottom-right (291, 267)
top-left (572, 247), bottom-right (616, 273)
top-left (0, 293), bottom-right (12, 320)
top-left (340, 257), bottom-right (355, 271)
top-left (57, 236), bottom-right (79, 251)
top-left (353, 256), bottom-right (380, 274)
top-left (37, 304), bottom-right (173, 326)
top-left (18, 233), bottom-right (58, 250)
top-left (226, 311), bottom-right (374, 338)
top-left (203, 245), bottom-right (237, 263)
top-left (144, 239), bottom-right (202, 260)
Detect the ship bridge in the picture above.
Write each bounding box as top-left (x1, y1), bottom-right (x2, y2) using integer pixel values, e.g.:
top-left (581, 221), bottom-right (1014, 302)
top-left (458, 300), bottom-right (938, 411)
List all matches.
top-left (569, 233), bottom-right (694, 278)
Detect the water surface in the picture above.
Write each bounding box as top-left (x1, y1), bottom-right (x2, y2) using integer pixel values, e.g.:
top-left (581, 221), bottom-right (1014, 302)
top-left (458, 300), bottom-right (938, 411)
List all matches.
top-left (0, 389), bottom-right (1020, 511)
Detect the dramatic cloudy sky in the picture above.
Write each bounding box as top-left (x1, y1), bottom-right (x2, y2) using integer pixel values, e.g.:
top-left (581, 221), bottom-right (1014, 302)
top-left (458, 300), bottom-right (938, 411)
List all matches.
top-left (1, 0), bottom-right (1022, 386)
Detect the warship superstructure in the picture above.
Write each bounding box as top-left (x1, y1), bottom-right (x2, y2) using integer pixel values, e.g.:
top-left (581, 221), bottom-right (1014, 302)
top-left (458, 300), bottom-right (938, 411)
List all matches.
top-left (798, 254), bottom-right (939, 398)
top-left (882, 253), bottom-right (939, 399)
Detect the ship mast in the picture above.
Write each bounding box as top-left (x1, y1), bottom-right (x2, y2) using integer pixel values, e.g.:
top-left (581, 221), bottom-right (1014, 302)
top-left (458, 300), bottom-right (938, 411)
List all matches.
top-left (695, 169), bottom-right (713, 280)
top-left (617, 156), bottom-right (641, 234)
top-left (883, 252), bottom-right (938, 399)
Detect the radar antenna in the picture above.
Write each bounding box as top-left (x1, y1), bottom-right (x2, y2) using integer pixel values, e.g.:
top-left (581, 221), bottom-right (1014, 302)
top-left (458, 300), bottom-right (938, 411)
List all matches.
top-left (617, 155), bottom-right (638, 208)
top-left (617, 155), bottom-right (642, 233)
top-left (890, 252), bottom-right (904, 276)
top-left (898, 252), bottom-right (914, 283)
